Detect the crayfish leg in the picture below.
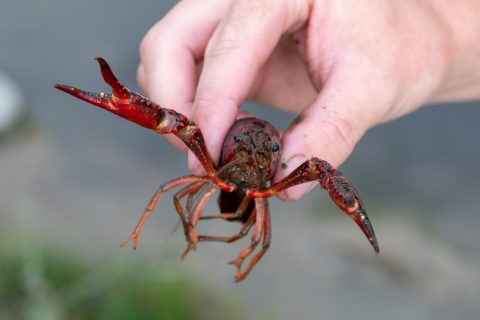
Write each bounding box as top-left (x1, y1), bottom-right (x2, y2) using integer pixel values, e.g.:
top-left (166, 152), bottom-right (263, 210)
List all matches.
top-left (200, 194), bottom-right (252, 221)
top-left (228, 198), bottom-right (270, 282)
top-left (246, 157), bottom-right (379, 254)
top-left (197, 207), bottom-right (257, 243)
top-left (54, 58), bottom-right (226, 179)
top-left (173, 181), bottom-right (207, 237)
top-left (181, 184), bottom-right (221, 259)
top-left (121, 175), bottom-right (207, 249)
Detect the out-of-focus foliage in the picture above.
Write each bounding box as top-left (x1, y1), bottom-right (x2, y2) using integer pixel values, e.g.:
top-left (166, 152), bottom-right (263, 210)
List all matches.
top-left (0, 216), bottom-right (244, 320)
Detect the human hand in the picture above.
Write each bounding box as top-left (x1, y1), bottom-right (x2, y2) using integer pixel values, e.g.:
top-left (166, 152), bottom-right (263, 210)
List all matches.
top-left (137, 0), bottom-right (480, 201)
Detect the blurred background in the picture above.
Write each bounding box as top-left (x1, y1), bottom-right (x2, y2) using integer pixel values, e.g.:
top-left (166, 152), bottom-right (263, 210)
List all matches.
top-left (1, 1), bottom-right (480, 319)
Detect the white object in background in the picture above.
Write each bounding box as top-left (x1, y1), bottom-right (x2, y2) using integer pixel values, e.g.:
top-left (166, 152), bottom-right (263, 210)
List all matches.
top-left (0, 71), bottom-right (26, 133)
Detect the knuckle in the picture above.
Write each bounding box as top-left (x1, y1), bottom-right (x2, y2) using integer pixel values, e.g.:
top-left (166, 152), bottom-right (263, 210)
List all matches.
top-left (205, 23), bottom-right (244, 59)
top-left (288, 109), bottom-right (358, 166)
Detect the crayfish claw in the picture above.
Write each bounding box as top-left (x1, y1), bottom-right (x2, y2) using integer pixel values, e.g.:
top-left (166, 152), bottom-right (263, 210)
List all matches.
top-left (319, 163), bottom-right (380, 254)
top-left (92, 57), bottom-right (129, 100)
top-left (359, 211), bottom-right (380, 254)
top-left (348, 206), bottom-right (379, 254)
top-left (55, 57), bottom-right (220, 177)
top-left (53, 83), bottom-right (113, 109)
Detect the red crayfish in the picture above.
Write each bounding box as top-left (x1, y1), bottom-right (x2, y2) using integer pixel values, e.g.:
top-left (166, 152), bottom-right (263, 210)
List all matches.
top-left (54, 58), bottom-right (379, 281)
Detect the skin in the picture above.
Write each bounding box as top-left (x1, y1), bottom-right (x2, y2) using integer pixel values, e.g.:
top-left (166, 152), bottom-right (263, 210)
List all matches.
top-left (136, 0), bottom-right (480, 201)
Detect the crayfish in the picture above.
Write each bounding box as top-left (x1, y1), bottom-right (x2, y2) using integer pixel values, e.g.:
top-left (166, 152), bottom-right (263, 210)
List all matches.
top-left (54, 58), bottom-right (379, 281)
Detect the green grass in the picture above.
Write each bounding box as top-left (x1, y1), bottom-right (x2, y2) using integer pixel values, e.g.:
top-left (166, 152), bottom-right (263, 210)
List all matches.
top-left (0, 211), bottom-right (245, 320)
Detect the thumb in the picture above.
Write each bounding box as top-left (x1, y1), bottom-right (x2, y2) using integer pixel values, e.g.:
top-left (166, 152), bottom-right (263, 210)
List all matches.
top-left (273, 73), bottom-right (382, 202)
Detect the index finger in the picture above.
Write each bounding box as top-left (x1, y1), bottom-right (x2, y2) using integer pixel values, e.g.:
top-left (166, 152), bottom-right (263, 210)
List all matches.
top-left (137, 0), bottom-right (231, 153)
top-left (188, 0), bottom-right (310, 174)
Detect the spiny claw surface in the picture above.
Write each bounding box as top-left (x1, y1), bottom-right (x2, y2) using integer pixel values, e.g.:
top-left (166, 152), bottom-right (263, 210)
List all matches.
top-left (54, 57), bottom-right (220, 177)
top-left (247, 157), bottom-right (379, 254)
top-left (53, 57), bottom-right (170, 132)
top-left (323, 170), bottom-right (379, 254)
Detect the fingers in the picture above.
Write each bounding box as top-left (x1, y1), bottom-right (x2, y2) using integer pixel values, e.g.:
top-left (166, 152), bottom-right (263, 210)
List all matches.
top-left (249, 34), bottom-right (318, 114)
top-left (188, 0), bottom-right (310, 174)
top-left (137, 0), bottom-right (231, 153)
top-left (273, 63), bottom-right (391, 202)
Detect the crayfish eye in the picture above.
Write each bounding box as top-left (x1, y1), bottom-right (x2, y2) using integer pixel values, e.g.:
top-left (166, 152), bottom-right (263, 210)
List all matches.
top-left (234, 134), bottom-right (242, 143)
top-left (272, 143), bottom-right (279, 152)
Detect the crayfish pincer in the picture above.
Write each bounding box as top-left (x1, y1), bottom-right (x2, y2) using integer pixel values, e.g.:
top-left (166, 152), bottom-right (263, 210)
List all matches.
top-left (54, 57), bottom-right (379, 282)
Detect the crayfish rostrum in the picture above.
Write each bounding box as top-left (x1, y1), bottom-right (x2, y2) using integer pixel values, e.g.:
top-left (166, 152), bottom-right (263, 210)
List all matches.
top-left (54, 57), bottom-right (379, 281)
